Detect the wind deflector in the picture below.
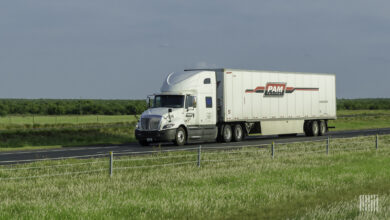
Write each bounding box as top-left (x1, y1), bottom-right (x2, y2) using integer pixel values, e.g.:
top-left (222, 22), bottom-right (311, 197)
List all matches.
top-left (184, 68), bottom-right (224, 72)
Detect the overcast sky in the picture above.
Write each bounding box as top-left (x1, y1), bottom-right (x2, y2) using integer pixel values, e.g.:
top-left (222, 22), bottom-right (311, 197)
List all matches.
top-left (0, 0), bottom-right (389, 99)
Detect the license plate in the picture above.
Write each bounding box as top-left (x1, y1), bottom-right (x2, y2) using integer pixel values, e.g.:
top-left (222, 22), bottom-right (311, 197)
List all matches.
top-left (147, 138), bottom-right (153, 142)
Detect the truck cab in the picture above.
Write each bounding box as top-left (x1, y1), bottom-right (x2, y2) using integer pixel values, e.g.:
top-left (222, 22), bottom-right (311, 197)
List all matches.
top-left (135, 70), bottom-right (218, 146)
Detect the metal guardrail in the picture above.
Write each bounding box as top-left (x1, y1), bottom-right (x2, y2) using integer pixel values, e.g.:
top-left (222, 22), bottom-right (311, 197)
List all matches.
top-left (0, 134), bottom-right (386, 181)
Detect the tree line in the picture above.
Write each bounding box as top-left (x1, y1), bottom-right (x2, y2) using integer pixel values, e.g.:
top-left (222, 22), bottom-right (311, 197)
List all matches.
top-left (337, 98), bottom-right (390, 110)
top-left (0, 98), bottom-right (389, 116)
top-left (0, 99), bottom-right (147, 116)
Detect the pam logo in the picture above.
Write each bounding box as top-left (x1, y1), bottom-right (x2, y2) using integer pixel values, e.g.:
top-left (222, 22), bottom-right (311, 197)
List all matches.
top-left (264, 83), bottom-right (286, 96)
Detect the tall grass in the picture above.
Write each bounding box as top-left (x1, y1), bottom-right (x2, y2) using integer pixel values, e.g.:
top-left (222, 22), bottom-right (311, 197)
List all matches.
top-left (0, 135), bottom-right (389, 219)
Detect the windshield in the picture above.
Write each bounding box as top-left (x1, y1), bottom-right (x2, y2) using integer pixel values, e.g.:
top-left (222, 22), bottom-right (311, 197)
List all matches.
top-left (154, 95), bottom-right (184, 108)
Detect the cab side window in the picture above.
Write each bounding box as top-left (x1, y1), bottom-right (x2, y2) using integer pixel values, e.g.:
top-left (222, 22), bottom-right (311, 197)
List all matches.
top-left (205, 97), bottom-right (212, 108)
top-left (204, 78), bottom-right (211, 84)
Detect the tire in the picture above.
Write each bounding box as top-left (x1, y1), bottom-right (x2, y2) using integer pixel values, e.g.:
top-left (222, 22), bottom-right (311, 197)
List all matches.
top-left (138, 140), bottom-right (149, 146)
top-left (216, 125), bottom-right (224, 142)
top-left (174, 127), bottom-right (186, 146)
top-left (304, 121), bottom-right (311, 136)
top-left (310, 120), bottom-right (319, 137)
top-left (232, 124), bottom-right (243, 142)
top-left (318, 120), bottom-right (327, 136)
top-left (222, 124), bottom-right (232, 143)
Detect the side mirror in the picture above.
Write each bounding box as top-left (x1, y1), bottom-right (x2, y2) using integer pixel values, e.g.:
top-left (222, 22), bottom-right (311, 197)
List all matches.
top-left (168, 109), bottom-right (172, 113)
top-left (147, 95), bottom-right (155, 108)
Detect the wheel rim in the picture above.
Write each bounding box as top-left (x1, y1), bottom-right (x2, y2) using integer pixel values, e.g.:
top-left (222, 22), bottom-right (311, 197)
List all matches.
top-left (224, 126), bottom-right (231, 140)
top-left (313, 122), bottom-right (319, 134)
top-left (235, 126), bottom-right (242, 139)
top-left (177, 130), bottom-right (185, 143)
top-left (320, 122), bottom-right (326, 134)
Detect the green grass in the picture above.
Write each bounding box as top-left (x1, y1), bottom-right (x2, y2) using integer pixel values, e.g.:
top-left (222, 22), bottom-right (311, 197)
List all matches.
top-left (331, 110), bottom-right (390, 131)
top-left (0, 110), bottom-right (390, 151)
top-left (0, 115), bottom-right (138, 151)
top-left (0, 115), bottom-right (138, 128)
top-left (337, 109), bottom-right (390, 116)
top-left (0, 135), bottom-right (389, 219)
top-left (0, 122), bottom-right (136, 150)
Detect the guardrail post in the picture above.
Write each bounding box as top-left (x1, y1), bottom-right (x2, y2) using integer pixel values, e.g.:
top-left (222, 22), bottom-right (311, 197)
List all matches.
top-left (326, 137), bottom-right (330, 155)
top-left (197, 145), bottom-right (201, 167)
top-left (109, 151), bottom-right (113, 177)
top-left (376, 134), bottom-right (378, 150)
top-left (272, 142), bottom-right (275, 159)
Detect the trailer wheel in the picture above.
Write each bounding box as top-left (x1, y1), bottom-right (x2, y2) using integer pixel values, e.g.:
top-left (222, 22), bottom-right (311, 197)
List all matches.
top-left (318, 120), bottom-right (327, 136)
top-left (310, 121), bottom-right (319, 136)
top-left (138, 140), bottom-right (149, 146)
top-left (174, 127), bottom-right (186, 146)
top-left (222, 124), bottom-right (232, 143)
top-left (232, 124), bottom-right (243, 142)
top-left (304, 121), bottom-right (311, 136)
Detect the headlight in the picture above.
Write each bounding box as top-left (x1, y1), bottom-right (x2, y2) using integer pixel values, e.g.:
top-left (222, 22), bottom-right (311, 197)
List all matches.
top-left (162, 124), bottom-right (175, 129)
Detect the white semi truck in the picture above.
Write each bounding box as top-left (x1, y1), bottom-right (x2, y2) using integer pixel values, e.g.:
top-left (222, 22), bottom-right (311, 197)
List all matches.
top-left (135, 68), bottom-right (336, 146)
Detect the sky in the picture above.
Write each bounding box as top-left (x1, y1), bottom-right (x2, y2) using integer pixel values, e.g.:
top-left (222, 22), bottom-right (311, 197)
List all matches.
top-left (0, 0), bottom-right (389, 99)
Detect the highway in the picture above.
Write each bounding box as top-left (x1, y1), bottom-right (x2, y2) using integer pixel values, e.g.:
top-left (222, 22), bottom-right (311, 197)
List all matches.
top-left (1, 127), bottom-right (389, 165)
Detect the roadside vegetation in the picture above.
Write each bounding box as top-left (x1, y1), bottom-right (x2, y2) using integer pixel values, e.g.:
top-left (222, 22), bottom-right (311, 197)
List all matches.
top-left (0, 122), bottom-right (136, 151)
top-left (0, 98), bottom-right (389, 117)
top-left (0, 115), bottom-right (138, 128)
top-left (330, 109), bottom-right (390, 131)
top-left (337, 98), bottom-right (390, 110)
top-left (0, 99), bottom-right (146, 116)
top-left (0, 99), bottom-right (389, 151)
top-left (0, 135), bottom-right (389, 219)
top-left (0, 115), bottom-right (138, 151)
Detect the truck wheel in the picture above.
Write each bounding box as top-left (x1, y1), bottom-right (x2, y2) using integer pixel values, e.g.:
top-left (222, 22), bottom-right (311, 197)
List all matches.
top-left (318, 120), bottom-right (327, 136)
top-left (174, 127), bottom-right (186, 146)
top-left (232, 124), bottom-right (243, 142)
top-left (304, 121), bottom-right (311, 136)
top-left (310, 121), bottom-right (319, 136)
top-left (138, 140), bottom-right (149, 146)
top-left (222, 124), bottom-right (232, 143)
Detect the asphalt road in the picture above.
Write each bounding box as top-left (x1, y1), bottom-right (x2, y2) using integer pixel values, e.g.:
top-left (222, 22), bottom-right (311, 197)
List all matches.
top-left (1, 127), bottom-right (390, 165)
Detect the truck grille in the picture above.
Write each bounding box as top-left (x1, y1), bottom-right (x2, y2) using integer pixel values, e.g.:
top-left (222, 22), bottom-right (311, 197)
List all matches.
top-left (141, 117), bottom-right (161, 130)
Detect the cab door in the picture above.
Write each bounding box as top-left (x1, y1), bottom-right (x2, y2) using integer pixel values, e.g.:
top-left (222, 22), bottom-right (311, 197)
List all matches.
top-left (185, 95), bottom-right (198, 126)
top-left (185, 95), bottom-right (202, 140)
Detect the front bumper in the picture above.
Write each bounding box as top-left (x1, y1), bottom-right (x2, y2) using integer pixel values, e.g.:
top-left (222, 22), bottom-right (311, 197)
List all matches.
top-left (135, 128), bottom-right (176, 143)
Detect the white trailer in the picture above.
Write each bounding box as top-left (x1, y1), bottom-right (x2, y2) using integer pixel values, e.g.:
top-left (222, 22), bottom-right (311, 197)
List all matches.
top-left (135, 68), bottom-right (336, 146)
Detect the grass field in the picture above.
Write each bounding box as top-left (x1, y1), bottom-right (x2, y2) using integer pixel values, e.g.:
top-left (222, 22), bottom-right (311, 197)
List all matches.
top-left (0, 110), bottom-right (389, 151)
top-left (0, 115), bottom-right (138, 128)
top-left (330, 110), bottom-right (390, 131)
top-left (0, 135), bottom-right (389, 219)
top-left (0, 115), bottom-right (138, 151)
